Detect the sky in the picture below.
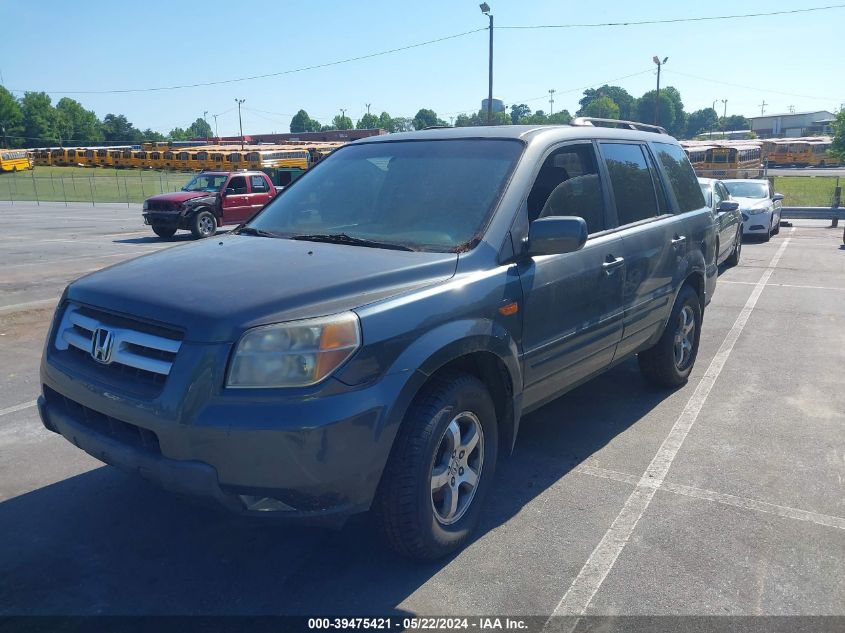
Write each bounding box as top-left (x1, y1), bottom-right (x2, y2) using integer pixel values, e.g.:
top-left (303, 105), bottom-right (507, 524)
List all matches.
top-left (1, 0), bottom-right (842, 137)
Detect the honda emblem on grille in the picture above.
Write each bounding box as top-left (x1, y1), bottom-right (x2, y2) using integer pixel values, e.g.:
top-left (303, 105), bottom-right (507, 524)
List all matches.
top-left (91, 328), bottom-right (115, 364)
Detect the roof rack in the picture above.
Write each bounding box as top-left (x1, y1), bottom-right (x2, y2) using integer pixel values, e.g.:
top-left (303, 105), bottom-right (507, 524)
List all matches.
top-left (571, 117), bottom-right (669, 135)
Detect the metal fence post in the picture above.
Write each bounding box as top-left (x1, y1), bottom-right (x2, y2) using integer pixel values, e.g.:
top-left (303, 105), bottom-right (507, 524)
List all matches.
top-left (139, 168), bottom-right (145, 200)
top-left (89, 174), bottom-right (95, 207)
top-left (831, 176), bottom-right (841, 229)
top-left (71, 170), bottom-right (77, 198)
top-left (6, 173), bottom-right (13, 205)
top-left (123, 172), bottom-right (130, 208)
top-left (31, 167), bottom-right (39, 206)
top-left (61, 176), bottom-right (68, 207)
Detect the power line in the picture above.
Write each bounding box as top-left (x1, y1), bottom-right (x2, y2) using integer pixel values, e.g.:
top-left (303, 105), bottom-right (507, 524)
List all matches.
top-left (7, 28), bottom-right (486, 95)
top-left (499, 4), bottom-right (845, 29)
top-left (664, 69), bottom-right (840, 102)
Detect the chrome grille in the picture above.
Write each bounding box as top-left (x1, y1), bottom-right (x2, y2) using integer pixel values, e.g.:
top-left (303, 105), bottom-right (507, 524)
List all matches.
top-left (54, 304), bottom-right (181, 377)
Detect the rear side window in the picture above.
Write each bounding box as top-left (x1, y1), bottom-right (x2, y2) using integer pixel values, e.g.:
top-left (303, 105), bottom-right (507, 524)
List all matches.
top-left (599, 143), bottom-right (659, 226)
top-left (250, 175), bottom-right (269, 192)
top-left (652, 142), bottom-right (706, 213)
top-left (227, 176), bottom-right (247, 194)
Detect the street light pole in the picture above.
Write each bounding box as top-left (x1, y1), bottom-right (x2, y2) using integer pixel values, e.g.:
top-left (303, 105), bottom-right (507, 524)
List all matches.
top-left (710, 100), bottom-right (718, 139)
top-left (652, 55), bottom-right (668, 126)
top-left (480, 3), bottom-right (493, 126)
top-left (721, 99), bottom-right (728, 136)
top-left (203, 110), bottom-right (208, 144)
top-left (212, 114), bottom-right (219, 140)
top-left (235, 98), bottom-right (246, 150)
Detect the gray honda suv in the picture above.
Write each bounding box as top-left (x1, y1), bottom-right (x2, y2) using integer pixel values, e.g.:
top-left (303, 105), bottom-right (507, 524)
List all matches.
top-left (39, 120), bottom-right (717, 559)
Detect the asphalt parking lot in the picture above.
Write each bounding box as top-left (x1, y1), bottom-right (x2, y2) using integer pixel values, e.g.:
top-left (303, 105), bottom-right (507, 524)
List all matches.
top-left (0, 202), bottom-right (843, 618)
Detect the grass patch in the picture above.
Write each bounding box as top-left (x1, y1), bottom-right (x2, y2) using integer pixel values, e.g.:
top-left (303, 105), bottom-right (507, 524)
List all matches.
top-left (0, 166), bottom-right (193, 204)
top-left (772, 176), bottom-right (840, 207)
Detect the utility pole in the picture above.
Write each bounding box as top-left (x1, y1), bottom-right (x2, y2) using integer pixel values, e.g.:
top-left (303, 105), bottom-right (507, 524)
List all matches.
top-left (340, 108), bottom-right (347, 129)
top-left (365, 103), bottom-right (371, 116)
top-left (760, 100), bottom-right (767, 116)
top-left (480, 3), bottom-right (493, 125)
top-left (235, 98), bottom-right (246, 150)
top-left (788, 105), bottom-right (795, 113)
top-left (549, 89), bottom-right (556, 116)
top-left (721, 99), bottom-right (728, 135)
top-left (653, 56), bottom-right (668, 126)
top-left (710, 99), bottom-right (718, 139)
top-left (203, 110), bottom-right (208, 144)
top-left (212, 114), bottom-right (219, 140)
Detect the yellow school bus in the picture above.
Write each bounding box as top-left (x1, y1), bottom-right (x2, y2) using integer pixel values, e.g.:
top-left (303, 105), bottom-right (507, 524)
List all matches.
top-left (807, 140), bottom-right (840, 167)
top-left (0, 149), bottom-right (33, 172)
top-left (702, 143), bottom-right (762, 178)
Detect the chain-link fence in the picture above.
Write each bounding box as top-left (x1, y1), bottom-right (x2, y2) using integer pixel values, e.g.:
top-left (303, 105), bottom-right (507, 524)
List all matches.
top-left (0, 169), bottom-right (194, 206)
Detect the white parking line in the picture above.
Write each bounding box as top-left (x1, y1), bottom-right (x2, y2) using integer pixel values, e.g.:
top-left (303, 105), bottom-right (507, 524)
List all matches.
top-left (7, 252), bottom-right (140, 270)
top-left (720, 280), bottom-right (845, 292)
top-left (574, 464), bottom-right (845, 531)
top-left (0, 400), bottom-right (37, 417)
top-left (0, 298), bottom-right (58, 315)
top-left (550, 230), bottom-right (794, 619)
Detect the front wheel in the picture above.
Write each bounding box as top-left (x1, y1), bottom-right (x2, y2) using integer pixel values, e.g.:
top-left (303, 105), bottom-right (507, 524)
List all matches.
top-left (374, 371), bottom-right (498, 559)
top-left (151, 224), bottom-right (177, 239)
top-left (638, 285), bottom-right (702, 388)
top-left (190, 210), bottom-right (217, 239)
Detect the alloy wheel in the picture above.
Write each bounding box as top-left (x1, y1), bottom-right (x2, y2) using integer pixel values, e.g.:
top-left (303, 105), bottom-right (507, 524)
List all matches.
top-left (430, 411), bottom-right (484, 525)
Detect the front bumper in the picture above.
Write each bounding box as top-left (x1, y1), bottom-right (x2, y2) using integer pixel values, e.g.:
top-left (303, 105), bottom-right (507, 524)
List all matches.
top-left (40, 340), bottom-right (411, 522)
top-left (142, 211), bottom-right (182, 228)
top-left (741, 210), bottom-right (773, 234)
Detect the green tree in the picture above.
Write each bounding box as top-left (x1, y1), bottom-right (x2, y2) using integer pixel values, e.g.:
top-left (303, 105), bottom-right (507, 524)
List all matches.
top-left (686, 108), bottom-right (719, 138)
top-left (580, 96), bottom-right (620, 119)
top-left (377, 111), bottom-right (394, 132)
top-left (412, 108), bottom-right (441, 130)
top-left (722, 114), bottom-right (750, 131)
top-left (547, 110), bottom-right (572, 124)
top-left (390, 117), bottom-right (415, 132)
top-left (579, 85), bottom-right (635, 120)
top-left (356, 112), bottom-right (379, 129)
top-left (55, 97), bottom-right (103, 145)
top-left (168, 127), bottom-right (189, 141)
top-left (510, 103), bottom-right (531, 124)
top-left (21, 92), bottom-right (59, 147)
top-left (332, 114), bottom-right (353, 130)
top-left (0, 85), bottom-right (24, 147)
top-left (636, 91), bottom-right (680, 136)
top-left (829, 109), bottom-right (845, 160)
top-left (141, 128), bottom-right (166, 142)
top-left (290, 109), bottom-right (320, 133)
top-left (521, 109), bottom-right (548, 125)
top-left (185, 118), bottom-right (212, 138)
top-left (102, 113), bottom-right (143, 145)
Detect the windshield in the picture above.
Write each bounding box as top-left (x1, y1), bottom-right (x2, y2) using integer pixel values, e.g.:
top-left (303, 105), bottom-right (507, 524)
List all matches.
top-left (247, 139), bottom-right (523, 252)
top-left (724, 181), bottom-right (768, 199)
top-left (182, 174), bottom-right (227, 193)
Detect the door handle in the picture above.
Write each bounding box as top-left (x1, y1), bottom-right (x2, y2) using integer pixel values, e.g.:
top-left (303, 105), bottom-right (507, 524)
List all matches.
top-left (602, 256), bottom-right (625, 274)
top-left (671, 235), bottom-right (687, 247)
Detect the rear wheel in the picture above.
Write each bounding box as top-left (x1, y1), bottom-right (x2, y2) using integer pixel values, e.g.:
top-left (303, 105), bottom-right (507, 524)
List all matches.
top-left (725, 228), bottom-right (742, 267)
top-left (190, 210), bottom-right (217, 239)
top-left (638, 285), bottom-right (702, 388)
top-left (374, 371), bottom-right (498, 559)
top-left (151, 224), bottom-right (177, 239)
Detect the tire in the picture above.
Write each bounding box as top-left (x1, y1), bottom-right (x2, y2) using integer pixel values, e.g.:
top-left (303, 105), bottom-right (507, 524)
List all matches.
top-left (772, 217), bottom-right (780, 235)
top-left (374, 371), bottom-right (498, 560)
top-left (725, 228), bottom-right (742, 267)
top-left (638, 284), bottom-right (702, 388)
top-left (151, 224), bottom-right (177, 239)
top-left (190, 209), bottom-right (217, 239)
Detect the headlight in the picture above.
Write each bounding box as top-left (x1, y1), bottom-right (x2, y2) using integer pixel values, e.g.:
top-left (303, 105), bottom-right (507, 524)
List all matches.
top-left (745, 206), bottom-right (770, 215)
top-left (227, 312), bottom-right (360, 388)
top-left (143, 201), bottom-right (149, 210)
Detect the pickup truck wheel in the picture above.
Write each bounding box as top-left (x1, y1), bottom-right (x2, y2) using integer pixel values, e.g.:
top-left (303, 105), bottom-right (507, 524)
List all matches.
top-left (638, 285), bottom-right (701, 388)
top-left (151, 224), bottom-right (177, 239)
top-left (374, 371), bottom-right (498, 560)
top-left (190, 210), bottom-right (217, 239)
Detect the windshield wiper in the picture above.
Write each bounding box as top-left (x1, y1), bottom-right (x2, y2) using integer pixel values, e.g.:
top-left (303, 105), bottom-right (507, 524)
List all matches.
top-left (234, 226), bottom-right (280, 238)
top-left (290, 233), bottom-right (415, 251)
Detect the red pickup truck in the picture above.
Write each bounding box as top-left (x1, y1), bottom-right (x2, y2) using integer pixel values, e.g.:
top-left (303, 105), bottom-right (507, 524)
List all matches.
top-left (142, 171), bottom-right (279, 239)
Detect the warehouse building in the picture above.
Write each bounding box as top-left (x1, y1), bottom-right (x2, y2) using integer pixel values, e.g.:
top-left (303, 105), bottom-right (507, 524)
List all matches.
top-left (750, 110), bottom-right (835, 138)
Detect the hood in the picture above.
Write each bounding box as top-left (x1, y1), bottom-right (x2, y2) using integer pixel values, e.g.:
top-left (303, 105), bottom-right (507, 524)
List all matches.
top-left (732, 196), bottom-right (771, 210)
top-left (145, 191), bottom-right (215, 204)
top-left (66, 236), bottom-right (458, 342)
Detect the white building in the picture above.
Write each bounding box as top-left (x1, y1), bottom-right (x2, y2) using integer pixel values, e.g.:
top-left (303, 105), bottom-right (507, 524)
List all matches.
top-left (750, 110), bottom-right (835, 138)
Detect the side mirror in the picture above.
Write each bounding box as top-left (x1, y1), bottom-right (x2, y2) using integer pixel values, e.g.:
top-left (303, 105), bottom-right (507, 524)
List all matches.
top-left (716, 201), bottom-right (739, 213)
top-left (772, 193), bottom-right (784, 202)
top-left (528, 216), bottom-right (588, 257)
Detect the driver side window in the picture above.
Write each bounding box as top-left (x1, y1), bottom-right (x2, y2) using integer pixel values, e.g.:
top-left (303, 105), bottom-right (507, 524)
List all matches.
top-left (527, 144), bottom-right (606, 234)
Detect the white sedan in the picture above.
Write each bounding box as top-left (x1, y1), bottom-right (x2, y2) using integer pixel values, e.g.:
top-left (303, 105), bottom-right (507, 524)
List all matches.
top-left (722, 179), bottom-right (785, 242)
